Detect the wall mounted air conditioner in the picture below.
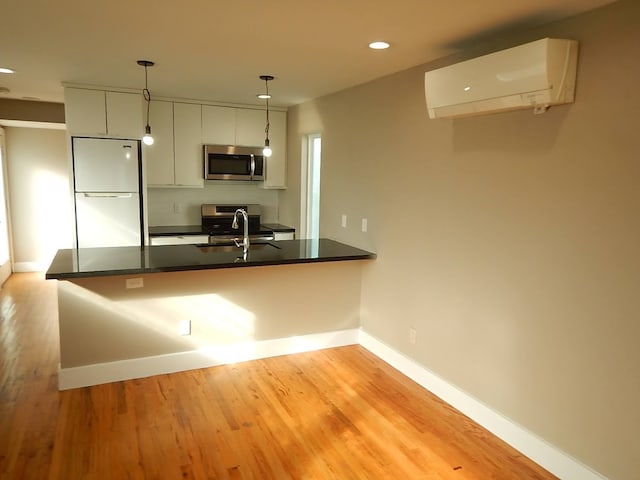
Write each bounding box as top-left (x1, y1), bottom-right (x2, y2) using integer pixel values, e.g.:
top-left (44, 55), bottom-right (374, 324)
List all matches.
top-left (424, 38), bottom-right (578, 119)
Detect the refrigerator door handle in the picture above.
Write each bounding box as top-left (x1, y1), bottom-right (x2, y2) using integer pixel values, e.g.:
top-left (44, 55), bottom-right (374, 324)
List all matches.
top-left (82, 192), bottom-right (133, 199)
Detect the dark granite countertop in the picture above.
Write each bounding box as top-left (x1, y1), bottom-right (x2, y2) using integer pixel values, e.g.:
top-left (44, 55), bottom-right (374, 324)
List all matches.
top-left (148, 223), bottom-right (294, 236)
top-left (45, 239), bottom-right (376, 280)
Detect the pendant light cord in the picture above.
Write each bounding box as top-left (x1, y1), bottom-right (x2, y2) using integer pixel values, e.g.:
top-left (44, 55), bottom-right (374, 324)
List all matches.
top-left (264, 77), bottom-right (270, 141)
top-left (143, 65), bottom-right (151, 127)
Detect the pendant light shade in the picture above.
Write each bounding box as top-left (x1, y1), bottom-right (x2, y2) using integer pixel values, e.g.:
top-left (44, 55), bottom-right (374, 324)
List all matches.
top-left (137, 60), bottom-right (155, 146)
top-left (259, 75), bottom-right (274, 158)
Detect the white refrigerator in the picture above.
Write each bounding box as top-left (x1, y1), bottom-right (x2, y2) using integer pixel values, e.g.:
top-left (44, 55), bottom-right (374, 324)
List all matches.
top-left (72, 137), bottom-right (143, 248)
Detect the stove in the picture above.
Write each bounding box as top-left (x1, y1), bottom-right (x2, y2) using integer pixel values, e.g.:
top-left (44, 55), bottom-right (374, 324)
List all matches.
top-left (201, 204), bottom-right (274, 245)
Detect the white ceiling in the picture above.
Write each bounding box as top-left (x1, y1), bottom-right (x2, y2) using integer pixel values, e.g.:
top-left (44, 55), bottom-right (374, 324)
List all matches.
top-left (0, 0), bottom-right (617, 108)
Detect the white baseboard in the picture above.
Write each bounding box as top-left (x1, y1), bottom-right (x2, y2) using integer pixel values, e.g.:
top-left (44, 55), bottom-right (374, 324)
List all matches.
top-left (58, 328), bottom-right (360, 390)
top-left (358, 330), bottom-right (607, 480)
top-left (13, 261), bottom-right (44, 273)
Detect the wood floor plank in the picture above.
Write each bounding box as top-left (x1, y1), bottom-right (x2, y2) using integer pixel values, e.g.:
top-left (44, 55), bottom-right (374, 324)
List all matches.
top-left (1, 273), bottom-right (557, 479)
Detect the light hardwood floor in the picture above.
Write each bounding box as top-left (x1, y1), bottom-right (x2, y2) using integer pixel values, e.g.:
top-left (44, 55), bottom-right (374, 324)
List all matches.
top-left (0, 273), bottom-right (557, 479)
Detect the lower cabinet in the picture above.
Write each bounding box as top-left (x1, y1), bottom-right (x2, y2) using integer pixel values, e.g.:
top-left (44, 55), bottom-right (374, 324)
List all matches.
top-left (149, 235), bottom-right (209, 246)
top-left (274, 231), bottom-right (295, 241)
top-left (150, 232), bottom-right (293, 245)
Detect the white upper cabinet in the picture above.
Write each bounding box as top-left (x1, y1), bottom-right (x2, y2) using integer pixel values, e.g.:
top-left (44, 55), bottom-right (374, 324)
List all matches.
top-left (106, 92), bottom-right (143, 138)
top-left (145, 101), bottom-right (203, 188)
top-left (202, 106), bottom-right (236, 145)
top-left (143, 100), bottom-right (175, 186)
top-left (64, 88), bottom-right (107, 136)
top-left (64, 87), bottom-right (143, 138)
top-left (173, 103), bottom-right (203, 187)
top-left (236, 108), bottom-right (267, 147)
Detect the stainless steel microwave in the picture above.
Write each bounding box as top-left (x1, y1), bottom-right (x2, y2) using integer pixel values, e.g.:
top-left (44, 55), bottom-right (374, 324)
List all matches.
top-left (203, 144), bottom-right (265, 181)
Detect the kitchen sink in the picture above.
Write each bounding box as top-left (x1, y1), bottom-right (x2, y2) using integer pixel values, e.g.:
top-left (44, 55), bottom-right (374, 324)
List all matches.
top-left (196, 242), bottom-right (281, 254)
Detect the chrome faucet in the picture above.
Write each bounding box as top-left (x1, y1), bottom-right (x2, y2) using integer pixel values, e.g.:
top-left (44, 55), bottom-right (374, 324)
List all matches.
top-left (232, 208), bottom-right (250, 255)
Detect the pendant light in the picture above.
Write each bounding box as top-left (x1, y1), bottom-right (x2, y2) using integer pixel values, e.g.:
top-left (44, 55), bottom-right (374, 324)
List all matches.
top-left (137, 60), bottom-right (155, 146)
top-left (259, 75), bottom-right (274, 158)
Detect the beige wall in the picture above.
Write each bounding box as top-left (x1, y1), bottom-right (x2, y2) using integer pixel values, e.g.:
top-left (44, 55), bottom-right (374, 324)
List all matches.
top-left (5, 127), bottom-right (73, 271)
top-left (0, 98), bottom-right (65, 124)
top-left (281, 1), bottom-right (640, 479)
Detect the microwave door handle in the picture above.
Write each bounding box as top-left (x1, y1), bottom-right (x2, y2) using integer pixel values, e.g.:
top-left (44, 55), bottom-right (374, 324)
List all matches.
top-left (203, 153), bottom-right (207, 178)
top-left (250, 155), bottom-right (256, 179)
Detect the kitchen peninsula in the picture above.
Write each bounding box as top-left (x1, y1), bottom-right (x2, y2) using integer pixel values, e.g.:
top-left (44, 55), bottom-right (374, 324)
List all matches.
top-left (46, 239), bottom-right (375, 390)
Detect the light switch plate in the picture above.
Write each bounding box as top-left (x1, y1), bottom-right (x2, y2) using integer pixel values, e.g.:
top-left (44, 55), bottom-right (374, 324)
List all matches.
top-left (179, 320), bottom-right (191, 336)
top-left (125, 277), bottom-right (143, 289)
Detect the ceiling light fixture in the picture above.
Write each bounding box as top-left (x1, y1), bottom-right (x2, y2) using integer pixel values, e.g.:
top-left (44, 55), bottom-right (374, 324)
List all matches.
top-left (369, 41), bottom-right (390, 50)
top-left (137, 60), bottom-right (155, 146)
top-left (0, 67), bottom-right (15, 74)
top-left (259, 75), bottom-right (274, 158)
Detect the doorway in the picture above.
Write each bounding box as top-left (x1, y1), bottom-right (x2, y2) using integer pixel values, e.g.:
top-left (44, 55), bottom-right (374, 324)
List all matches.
top-left (0, 128), bottom-right (13, 285)
top-left (300, 134), bottom-right (321, 239)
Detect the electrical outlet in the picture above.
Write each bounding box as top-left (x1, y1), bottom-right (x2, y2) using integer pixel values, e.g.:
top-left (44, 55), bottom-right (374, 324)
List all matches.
top-left (173, 202), bottom-right (182, 214)
top-left (361, 218), bottom-right (368, 232)
top-left (409, 327), bottom-right (417, 345)
top-left (179, 320), bottom-right (191, 336)
top-left (125, 277), bottom-right (143, 289)
top-left (341, 214), bottom-right (347, 228)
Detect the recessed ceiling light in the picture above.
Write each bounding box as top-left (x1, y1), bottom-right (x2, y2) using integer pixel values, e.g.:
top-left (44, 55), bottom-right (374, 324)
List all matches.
top-left (0, 67), bottom-right (15, 74)
top-left (257, 94), bottom-right (271, 99)
top-left (369, 41), bottom-right (390, 50)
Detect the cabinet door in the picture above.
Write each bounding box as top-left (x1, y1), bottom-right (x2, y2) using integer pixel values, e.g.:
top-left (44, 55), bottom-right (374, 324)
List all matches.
top-left (64, 88), bottom-right (107, 136)
top-left (173, 103), bottom-right (203, 187)
top-left (262, 110), bottom-right (287, 189)
top-left (106, 92), bottom-right (143, 138)
top-left (202, 105), bottom-right (236, 145)
top-left (274, 231), bottom-right (295, 241)
top-left (235, 108), bottom-right (267, 147)
top-left (150, 235), bottom-right (209, 245)
top-left (144, 101), bottom-right (174, 186)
